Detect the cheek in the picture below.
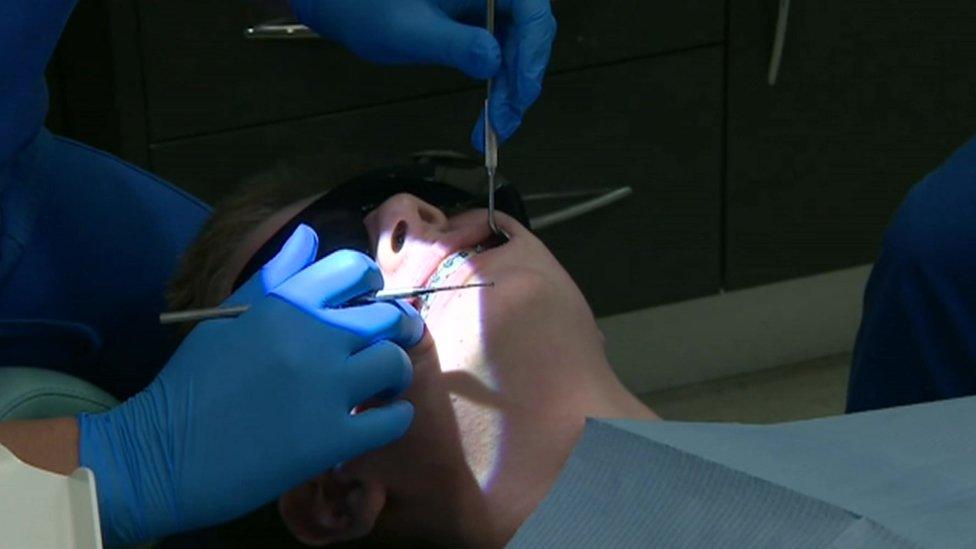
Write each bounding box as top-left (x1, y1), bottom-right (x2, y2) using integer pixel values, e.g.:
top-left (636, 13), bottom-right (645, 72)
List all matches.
top-left (487, 268), bottom-right (578, 327)
top-left (424, 292), bottom-right (490, 373)
top-left (482, 267), bottom-right (602, 358)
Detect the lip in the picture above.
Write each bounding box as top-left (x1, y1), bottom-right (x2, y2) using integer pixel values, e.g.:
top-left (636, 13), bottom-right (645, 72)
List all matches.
top-left (415, 224), bottom-right (503, 291)
top-left (398, 240), bottom-right (498, 312)
top-left (414, 238), bottom-right (508, 317)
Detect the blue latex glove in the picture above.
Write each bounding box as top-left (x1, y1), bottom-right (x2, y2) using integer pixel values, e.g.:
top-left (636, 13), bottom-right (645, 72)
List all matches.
top-left (290, 0), bottom-right (556, 150)
top-left (78, 225), bottom-right (424, 546)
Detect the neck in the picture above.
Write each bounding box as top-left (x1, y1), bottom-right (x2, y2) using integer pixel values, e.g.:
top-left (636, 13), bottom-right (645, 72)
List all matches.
top-left (455, 355), bottom-right (658, 547)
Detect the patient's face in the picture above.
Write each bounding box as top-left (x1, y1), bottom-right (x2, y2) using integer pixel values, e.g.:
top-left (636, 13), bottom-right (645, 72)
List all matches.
top-left (363, 193), bottom-right (603, 384)
top-left (264, 193), bottom-right (612, 546)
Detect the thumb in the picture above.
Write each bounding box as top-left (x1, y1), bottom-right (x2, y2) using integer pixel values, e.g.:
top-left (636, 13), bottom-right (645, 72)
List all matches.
top-left (225, 224), bottom-right (319, 306)
top-left (401, 8), bottom-right (501, 79)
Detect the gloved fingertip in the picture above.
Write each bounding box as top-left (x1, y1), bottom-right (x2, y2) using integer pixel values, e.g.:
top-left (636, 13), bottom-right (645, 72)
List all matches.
top-left (347, 339), bottom-right (413, 402)
top-left (274, 249), bottom-right (385, 309)
top-left (291, 224), bottom-right (320, 260)
top-left (226, 225), bottom-right (321, 303)
top-left (390, 399), bottom-right (415, 420)
top-left (470, 112), bottom-right (487, 153)
top-left (373, 368), bottom-right (413, 402)
top-left (516, 75), bottom-right (544, 111)
top-left (293, 222), bottom-right (319, 243)
top-left (395, 299), bottom-right (425, 348)
top-left (328, 250), bottom-right (384, 291)
top-left (354, 400), bottom-right (415, 449)
top-left (382, 400), bottom-right (416, 436)
top-left (265, 224), bottom-right (319, 276)
top-left (458, 32), bottom-right (501, 79)
top-left (493, 105), bottom-right (523, 143)
top-left (497, 118), bottom-right (521, 143)
top-left (407, 321), bottom-right (425, 349)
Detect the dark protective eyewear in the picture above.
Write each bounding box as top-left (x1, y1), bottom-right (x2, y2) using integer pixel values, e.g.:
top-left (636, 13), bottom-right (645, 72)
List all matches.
top-left (232, 161), bottom-right (528, 291)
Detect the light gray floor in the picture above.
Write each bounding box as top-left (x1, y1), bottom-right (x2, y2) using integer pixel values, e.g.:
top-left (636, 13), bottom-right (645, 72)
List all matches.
top-left (640, 353), bottom-right (852, 424)
top-left (602, 266), bottom-right (869, 396)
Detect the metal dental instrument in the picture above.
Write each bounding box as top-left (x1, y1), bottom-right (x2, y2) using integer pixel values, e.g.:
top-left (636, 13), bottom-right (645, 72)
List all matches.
top-left (484, 0), bottom-right (508, 240)
top-left (159, 282), bottom-right (495, 325)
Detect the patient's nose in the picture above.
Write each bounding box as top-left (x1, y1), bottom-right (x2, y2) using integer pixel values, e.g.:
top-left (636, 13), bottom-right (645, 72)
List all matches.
top-left (369, 193), bottom-right (449, 272)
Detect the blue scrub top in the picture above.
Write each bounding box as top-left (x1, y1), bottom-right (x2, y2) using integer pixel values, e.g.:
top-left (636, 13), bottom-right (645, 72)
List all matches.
top-left (848, 132), bottom-right (976, 413)
top-left (0, 0), bottom-right (211, 398)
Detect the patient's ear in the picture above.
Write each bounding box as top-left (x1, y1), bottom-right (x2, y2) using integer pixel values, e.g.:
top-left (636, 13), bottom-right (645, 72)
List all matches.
top-left (278, 471), bottom-right (386, 546)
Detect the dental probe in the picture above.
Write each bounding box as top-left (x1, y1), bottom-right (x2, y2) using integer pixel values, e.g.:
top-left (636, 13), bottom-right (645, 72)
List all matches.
top-left (158, 282), bottom-right (495, 325)
top-left (484, 0), bottom-right (507, 240)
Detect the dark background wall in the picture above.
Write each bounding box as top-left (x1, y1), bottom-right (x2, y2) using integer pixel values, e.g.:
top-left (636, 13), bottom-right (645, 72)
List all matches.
top-left (47, 0), bottom-right (976, 318)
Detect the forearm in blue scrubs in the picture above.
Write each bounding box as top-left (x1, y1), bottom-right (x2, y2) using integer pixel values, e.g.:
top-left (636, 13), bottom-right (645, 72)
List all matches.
top-left (0, 0), bottom-right (210, 398)
top-left (0, 0), bottom-right (74, 167)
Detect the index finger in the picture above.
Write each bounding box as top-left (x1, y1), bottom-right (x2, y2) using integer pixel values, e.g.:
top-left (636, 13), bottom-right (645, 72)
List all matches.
top-left (506, 0), bottom-right (556, 111)
top-left (316, 300), bottom-right (424, 350)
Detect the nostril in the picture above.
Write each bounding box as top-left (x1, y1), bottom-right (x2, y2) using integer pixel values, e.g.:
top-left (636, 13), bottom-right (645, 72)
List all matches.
top-left (391, 221), bottom-right (407, 253)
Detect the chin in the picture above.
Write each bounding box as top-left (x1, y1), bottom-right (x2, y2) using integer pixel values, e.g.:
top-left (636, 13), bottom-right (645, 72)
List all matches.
top-left (423, 290), bottom-right (491, 375)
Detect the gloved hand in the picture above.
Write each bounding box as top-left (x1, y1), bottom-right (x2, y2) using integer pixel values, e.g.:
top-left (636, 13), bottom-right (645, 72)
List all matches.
top-left (290, 0), bottom-right (556, 151)
top-left (78, 225), bottom-right (424, 546)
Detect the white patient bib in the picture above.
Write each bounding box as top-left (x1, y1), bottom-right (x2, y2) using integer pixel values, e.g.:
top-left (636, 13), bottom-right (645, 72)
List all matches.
top-left (0, 443), bottom-right (102, 548)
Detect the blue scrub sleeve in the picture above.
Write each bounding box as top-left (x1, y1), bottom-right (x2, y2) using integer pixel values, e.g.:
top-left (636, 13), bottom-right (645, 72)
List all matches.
top-left (847, 133), bottom-right (976, 413)
top-left (0, 0), bottom-right (211, 397)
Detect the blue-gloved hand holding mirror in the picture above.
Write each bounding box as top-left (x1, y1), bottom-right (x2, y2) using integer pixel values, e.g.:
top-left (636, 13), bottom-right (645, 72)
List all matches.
top-left (78, 225), bottom-right (423, 546)
top-left (290, 0), bottom-right (556, 151)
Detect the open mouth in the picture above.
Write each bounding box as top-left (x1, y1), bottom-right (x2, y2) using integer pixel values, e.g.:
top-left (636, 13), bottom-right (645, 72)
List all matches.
top-left (415, 232), bottom-right (508, 315)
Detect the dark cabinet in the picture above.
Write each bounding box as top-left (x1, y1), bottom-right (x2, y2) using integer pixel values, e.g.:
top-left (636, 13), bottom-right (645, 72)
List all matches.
top-left (137, 0), bottom-right (723, 141)
top-left (726, 0), bottom-right (976, 289)
top-left (47, 0), bottom-right (126, 155)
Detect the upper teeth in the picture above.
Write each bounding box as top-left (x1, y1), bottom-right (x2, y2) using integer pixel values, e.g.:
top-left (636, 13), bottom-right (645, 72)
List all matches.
top-left (420, 244), bottom-right (486, 315)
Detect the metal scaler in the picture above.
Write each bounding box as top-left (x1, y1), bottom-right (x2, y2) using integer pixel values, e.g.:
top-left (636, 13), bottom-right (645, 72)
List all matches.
top-left (484, 0), bottom-right (510, 241)
top-left (158, 282), bottom-right (495, 325)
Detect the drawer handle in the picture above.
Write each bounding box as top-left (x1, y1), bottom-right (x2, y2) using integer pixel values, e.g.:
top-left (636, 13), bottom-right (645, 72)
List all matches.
top-left (527, 187), bottom-right (634, 231)
top-left (767, 0), bottom-right (792, 85)
top-left (244, 21), bottom-right (318, 40)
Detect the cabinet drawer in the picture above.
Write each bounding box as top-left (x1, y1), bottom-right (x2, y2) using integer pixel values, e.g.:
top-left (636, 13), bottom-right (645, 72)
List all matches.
top-left (137, 0), bottom-right (723, 141)
top-left (726, 0), bottom-right (976, 288)
top-left (151, 48), bottom-right (723, 316)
